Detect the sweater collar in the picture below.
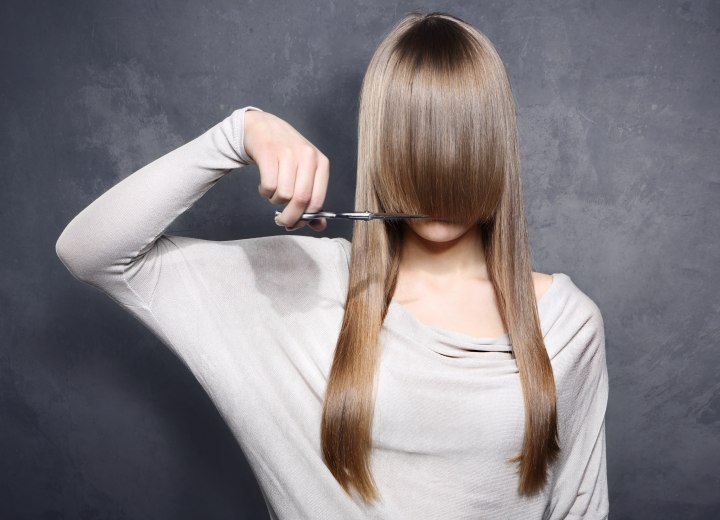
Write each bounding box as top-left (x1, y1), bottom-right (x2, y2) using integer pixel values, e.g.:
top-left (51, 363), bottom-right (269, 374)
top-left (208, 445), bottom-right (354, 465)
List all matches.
top-left (384, 273), bottom-right (568, 360)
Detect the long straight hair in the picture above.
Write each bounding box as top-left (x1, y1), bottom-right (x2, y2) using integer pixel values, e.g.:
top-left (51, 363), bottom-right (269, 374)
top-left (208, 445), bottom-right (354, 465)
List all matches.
top-left (320, 11), bottom-right (560, 503)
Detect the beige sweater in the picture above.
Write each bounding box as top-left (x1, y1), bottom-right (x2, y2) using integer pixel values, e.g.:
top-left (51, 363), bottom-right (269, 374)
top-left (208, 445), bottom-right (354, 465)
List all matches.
top-left (56, 106), bottom-right (609, 519)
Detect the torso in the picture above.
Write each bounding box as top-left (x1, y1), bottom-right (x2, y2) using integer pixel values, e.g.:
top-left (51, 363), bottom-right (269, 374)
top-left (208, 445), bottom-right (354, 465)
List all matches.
top-left (392, 271), bottom-right (553, 338)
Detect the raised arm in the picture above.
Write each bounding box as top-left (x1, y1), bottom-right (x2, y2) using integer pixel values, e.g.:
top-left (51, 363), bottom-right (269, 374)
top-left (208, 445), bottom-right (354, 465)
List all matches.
top-left (55, 106), bottom-right (329, 314)
top-left (55, 106), bottom-right (263, 297)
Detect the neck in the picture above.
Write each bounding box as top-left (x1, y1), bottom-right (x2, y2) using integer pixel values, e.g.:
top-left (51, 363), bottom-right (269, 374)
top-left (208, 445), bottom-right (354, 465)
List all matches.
top-left (397, 224), bottom-right (488, 282)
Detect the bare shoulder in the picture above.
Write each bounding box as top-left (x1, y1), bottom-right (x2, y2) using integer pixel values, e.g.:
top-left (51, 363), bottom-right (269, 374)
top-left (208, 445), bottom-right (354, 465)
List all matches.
top-left (532, 271), bottom-right (554, 302)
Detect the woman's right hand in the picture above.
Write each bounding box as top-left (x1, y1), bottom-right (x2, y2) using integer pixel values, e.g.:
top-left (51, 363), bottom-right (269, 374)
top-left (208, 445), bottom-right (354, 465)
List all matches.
top-left (243, 109), bottom-right (329, 233)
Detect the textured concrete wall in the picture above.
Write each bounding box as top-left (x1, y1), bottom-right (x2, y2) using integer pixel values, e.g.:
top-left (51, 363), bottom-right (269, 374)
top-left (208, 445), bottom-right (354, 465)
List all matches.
top-left (2, 0), bottom-right (718, 518)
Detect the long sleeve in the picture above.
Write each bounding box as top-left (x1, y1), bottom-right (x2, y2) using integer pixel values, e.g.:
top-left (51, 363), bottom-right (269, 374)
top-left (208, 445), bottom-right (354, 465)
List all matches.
top-left (56, 105), bottom-right (263, 306)
top-left (55, 105), bottom-right (280, 372)
top-left (545, 296), bottom-right (610, 519)
top-left (53, 104), bottom-right (367, 520)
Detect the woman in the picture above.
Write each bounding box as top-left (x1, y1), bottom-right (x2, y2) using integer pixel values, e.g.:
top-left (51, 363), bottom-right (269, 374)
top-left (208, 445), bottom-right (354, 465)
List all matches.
top-left (56, 11), bottom-right (609, 520)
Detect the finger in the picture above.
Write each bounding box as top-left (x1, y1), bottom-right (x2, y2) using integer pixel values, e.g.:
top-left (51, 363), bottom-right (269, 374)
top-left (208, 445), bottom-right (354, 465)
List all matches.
top-left (279, 149), bottom-right (316, 229)
top-left (307, 154), bottom-right (329, 213)
top-left (256, 153), bottom-right (279, 201)
top-left (269, 150), bottom-right (295, 207)
top-left (307, 218), bottom-right (326, 232)
top-left (306, 154), bottom-right (330, 232)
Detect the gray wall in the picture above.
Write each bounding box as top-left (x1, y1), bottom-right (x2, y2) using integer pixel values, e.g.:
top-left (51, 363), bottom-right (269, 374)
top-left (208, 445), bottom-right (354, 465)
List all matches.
top-left (2, 0), bottom-right (718, 518)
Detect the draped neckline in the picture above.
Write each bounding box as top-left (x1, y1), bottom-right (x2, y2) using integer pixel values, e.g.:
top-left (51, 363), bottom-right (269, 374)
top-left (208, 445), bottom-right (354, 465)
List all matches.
top-left (385, 273), bottom-right (567, 361)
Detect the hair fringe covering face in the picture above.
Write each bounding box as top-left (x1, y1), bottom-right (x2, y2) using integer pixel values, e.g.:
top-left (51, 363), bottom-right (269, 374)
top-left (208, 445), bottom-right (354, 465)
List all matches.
top-left (320, 11), bottom-right (560, 504)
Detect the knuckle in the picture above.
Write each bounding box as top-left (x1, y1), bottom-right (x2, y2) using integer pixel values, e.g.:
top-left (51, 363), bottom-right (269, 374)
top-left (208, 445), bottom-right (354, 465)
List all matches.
top-left (258, 180), bottom-right (276, 198)
top-left (293, 190), bottom-right (312, 205)
top-left (274, 186), bottom-right (293, 201)
top-left (300, 144), bottom-right (316, 158)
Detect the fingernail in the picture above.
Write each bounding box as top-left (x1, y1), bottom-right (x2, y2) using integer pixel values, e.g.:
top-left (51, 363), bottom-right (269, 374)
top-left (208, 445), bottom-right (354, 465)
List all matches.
top-left (274, 211), bottom-right (287, 227)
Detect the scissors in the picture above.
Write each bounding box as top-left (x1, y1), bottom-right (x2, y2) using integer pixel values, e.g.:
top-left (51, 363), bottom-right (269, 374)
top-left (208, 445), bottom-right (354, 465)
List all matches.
top-left (275, 210), bottom-right (431, 222)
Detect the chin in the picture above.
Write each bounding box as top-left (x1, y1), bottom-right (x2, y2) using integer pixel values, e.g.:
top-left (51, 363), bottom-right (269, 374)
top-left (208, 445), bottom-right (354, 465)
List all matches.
top-left (406, 219), bottom-right (474, 243)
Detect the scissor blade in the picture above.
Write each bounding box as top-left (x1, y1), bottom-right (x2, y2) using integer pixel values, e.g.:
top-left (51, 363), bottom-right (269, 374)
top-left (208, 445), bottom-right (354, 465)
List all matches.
top-left (370, 213), bottom-right (431, 220)
top-left (280, 210), bottom-right (432, 222)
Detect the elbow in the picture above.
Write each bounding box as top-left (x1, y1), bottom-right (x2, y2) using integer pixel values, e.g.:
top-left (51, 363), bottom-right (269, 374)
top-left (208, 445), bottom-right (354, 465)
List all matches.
top-left (55, 228), bottom-right (70, 264)
top-left (56, 228), bottom-right (81, 279)
top-left (55, 226), bottom-right (95, 282)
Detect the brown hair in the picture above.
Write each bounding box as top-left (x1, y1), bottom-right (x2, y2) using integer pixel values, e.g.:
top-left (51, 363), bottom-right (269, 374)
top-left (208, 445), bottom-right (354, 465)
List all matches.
top-left (320, 11), bottom-right (559, 503)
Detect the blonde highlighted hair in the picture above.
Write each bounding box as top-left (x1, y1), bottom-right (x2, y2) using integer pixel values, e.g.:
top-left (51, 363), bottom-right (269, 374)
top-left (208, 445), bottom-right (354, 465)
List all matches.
top-left (320, 11), bottom-right (559, 503)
